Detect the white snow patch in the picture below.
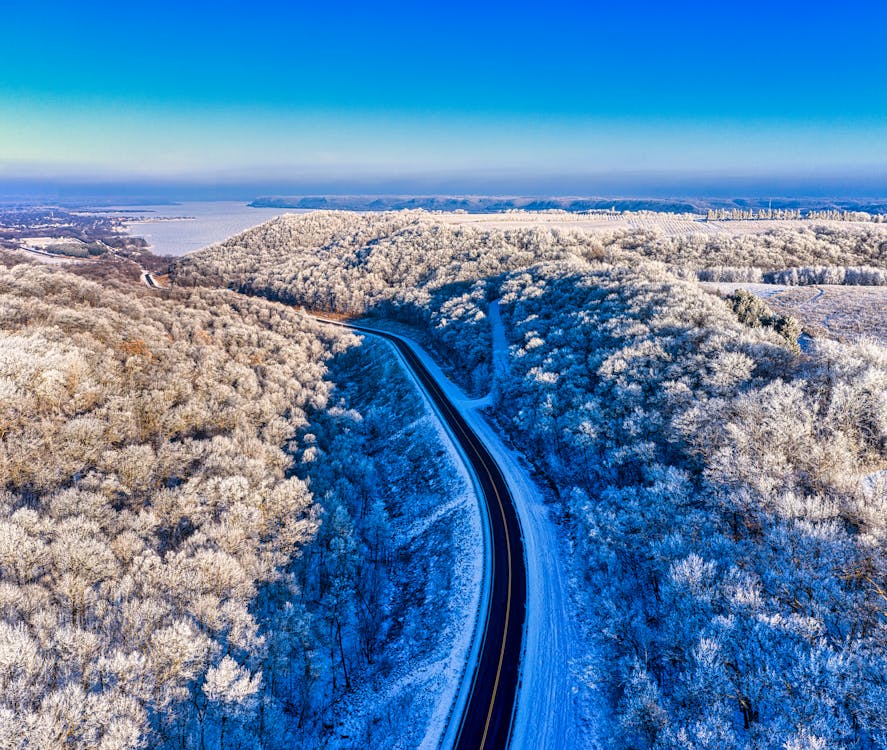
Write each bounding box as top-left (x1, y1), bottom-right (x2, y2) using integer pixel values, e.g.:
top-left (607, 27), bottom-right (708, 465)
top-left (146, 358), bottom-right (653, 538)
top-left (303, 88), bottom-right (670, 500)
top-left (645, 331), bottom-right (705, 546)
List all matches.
top-left (700, 281), bottom-right (792, 298)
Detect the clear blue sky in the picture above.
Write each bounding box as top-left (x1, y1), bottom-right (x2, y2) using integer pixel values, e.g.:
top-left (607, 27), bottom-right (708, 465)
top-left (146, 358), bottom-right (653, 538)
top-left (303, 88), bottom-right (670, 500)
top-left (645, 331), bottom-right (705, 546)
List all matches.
top-left (2, 0), bottom-right (886, 196)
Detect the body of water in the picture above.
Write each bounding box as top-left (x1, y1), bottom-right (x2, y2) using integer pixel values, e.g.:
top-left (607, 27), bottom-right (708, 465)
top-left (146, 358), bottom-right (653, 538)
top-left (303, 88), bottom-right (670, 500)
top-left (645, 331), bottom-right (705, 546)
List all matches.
top-left (100, 201), bottom-right (303, 256)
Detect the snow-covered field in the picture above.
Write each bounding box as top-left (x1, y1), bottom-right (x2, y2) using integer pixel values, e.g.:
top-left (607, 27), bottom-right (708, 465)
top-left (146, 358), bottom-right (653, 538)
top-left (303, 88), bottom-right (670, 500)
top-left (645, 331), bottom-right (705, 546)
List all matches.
top-left (437, 211), bottom-right (709, 235)
top-left (439, 211), bottom-right (881, 238)
top-left (5, 246), bottom-right (80, 264)
top-left (701, 281), bottom-right (793, 298)
top-left (708, 218), bottom-right (881, 235)
top-left (702, 281), bottom-right (887, 344)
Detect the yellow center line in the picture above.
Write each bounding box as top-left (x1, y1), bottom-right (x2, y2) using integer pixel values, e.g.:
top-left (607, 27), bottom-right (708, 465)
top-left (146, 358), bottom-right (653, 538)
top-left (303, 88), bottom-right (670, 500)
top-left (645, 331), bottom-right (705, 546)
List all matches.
top-left (414, 355), bottom-right (514, 748)
top-left (335, 323), bottom-right (517, 750)
top-left (480, 478), bottom-right (512, 747)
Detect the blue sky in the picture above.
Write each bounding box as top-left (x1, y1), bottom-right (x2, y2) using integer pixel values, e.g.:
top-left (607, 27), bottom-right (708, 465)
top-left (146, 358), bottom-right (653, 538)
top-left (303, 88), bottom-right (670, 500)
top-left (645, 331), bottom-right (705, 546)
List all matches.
top-left (2, 0), bottom-right (886, 196)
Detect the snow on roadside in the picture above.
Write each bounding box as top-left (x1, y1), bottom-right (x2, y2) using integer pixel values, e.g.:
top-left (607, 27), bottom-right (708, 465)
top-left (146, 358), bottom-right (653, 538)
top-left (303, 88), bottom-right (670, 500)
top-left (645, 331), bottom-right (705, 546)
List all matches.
top-left (320, 333), bottom-right (487, 750)
top-left (364, 308), bottom-right (609, 748)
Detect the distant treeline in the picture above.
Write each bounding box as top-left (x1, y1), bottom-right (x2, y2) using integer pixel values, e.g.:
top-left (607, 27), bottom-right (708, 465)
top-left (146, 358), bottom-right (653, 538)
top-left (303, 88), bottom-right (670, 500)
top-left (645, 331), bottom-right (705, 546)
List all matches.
top-left (249, 195), bottom-right (887, 216)
top-left (249, 195), bottom-right (702, 213)
top-left (707, 208), bottom-right (887, 222)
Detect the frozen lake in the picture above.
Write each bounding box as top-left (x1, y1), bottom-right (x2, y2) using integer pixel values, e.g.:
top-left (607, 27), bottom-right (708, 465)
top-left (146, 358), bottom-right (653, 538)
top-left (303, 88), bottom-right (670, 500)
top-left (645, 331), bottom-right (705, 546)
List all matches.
top-left (100, 201), bottom-right (303, 256)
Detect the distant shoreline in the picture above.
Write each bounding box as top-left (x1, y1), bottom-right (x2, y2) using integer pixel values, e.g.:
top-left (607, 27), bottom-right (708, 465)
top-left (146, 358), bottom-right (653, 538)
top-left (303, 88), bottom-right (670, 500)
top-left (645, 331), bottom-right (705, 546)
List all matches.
top-left (109, 201), bottom-right (293, 256)
top-left (125, 216), bottom-right (196, 224)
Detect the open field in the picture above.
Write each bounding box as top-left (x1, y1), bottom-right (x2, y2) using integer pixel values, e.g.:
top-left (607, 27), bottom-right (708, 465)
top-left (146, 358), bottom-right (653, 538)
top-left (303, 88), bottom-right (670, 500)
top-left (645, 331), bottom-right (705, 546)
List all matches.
top-left (703, 281), bottom-right (887, 344)
top-left (435, 210), bottom-right (708, 234)
top-left (438, 211), bottom-right (883, 237)
top-left (438, 211), bottom-right (887, 343)
top-left (706, 218), bottom-right (883, 235)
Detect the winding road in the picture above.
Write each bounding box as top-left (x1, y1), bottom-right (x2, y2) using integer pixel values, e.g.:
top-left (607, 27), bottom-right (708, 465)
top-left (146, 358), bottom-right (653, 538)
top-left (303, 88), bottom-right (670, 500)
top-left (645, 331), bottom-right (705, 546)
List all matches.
top-left (123, 267), bottom-right (531, 746)
top-left (325, 319), bottom-right (527, 750)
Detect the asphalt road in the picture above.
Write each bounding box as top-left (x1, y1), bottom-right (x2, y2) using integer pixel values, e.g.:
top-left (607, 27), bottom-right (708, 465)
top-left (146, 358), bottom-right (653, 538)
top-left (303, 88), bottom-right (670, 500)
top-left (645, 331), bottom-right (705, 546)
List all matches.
top-left (333, 320), bottom-right (527, 750)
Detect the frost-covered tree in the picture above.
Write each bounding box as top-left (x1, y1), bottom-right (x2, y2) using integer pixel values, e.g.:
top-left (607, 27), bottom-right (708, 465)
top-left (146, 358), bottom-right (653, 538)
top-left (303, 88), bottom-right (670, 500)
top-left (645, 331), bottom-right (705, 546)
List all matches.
top-left (173, 210), bottom-right (887, 748)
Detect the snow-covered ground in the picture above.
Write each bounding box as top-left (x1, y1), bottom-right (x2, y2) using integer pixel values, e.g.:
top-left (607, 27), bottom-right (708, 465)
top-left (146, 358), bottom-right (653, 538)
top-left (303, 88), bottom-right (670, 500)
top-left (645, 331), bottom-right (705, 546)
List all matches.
top-left (700, 281), bottom-right (792, 298)
top-left (4, 246), bottom-right (80, 265)
top-left (439, 211), bottom-right (884, 238)
top-left (437, 210), bottom-right (709, 236)
top-left (701, 281), bottom-right (887, 344)
top-left (349, 304), bottom-right (607, 748)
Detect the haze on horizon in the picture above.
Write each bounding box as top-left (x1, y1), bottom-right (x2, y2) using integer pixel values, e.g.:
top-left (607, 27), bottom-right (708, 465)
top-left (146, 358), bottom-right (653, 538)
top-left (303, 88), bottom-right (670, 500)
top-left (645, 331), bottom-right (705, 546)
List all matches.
top-left (2, 0), bottom-right (886, 198)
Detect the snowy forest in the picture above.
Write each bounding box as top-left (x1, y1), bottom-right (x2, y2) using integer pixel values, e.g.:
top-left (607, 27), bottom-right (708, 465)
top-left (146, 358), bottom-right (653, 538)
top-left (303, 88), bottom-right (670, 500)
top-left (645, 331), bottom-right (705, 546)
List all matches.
top-left (0, 258), bottom-right (477, 748)
top-left (648, 224), bottom-right (887, 285)
top-left (174, 211), bottom-right (887, 749)
top-left (1, 209), bottom-right (884, 748)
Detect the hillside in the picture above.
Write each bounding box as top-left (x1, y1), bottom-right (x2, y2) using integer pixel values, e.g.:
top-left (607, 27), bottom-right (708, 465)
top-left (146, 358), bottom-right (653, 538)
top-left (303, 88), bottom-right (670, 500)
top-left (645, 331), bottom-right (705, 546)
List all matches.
top-left (0, 260), bottom-right (478, 749)
top-left (177, 210), bottom-right (887, 749)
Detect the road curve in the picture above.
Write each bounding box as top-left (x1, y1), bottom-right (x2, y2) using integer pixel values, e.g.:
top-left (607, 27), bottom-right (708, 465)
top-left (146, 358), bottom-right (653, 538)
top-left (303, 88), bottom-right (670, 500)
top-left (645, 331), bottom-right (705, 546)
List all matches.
top-left (324, 318), bottom-right (527, 750)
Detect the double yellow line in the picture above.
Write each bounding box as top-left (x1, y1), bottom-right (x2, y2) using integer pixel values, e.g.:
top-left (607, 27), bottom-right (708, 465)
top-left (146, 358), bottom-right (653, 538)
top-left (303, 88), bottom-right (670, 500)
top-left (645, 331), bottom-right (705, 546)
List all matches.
top-left (401, 346), bottom-right (515, 749)
top-left (315, 316), bottom-right (520, 749)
